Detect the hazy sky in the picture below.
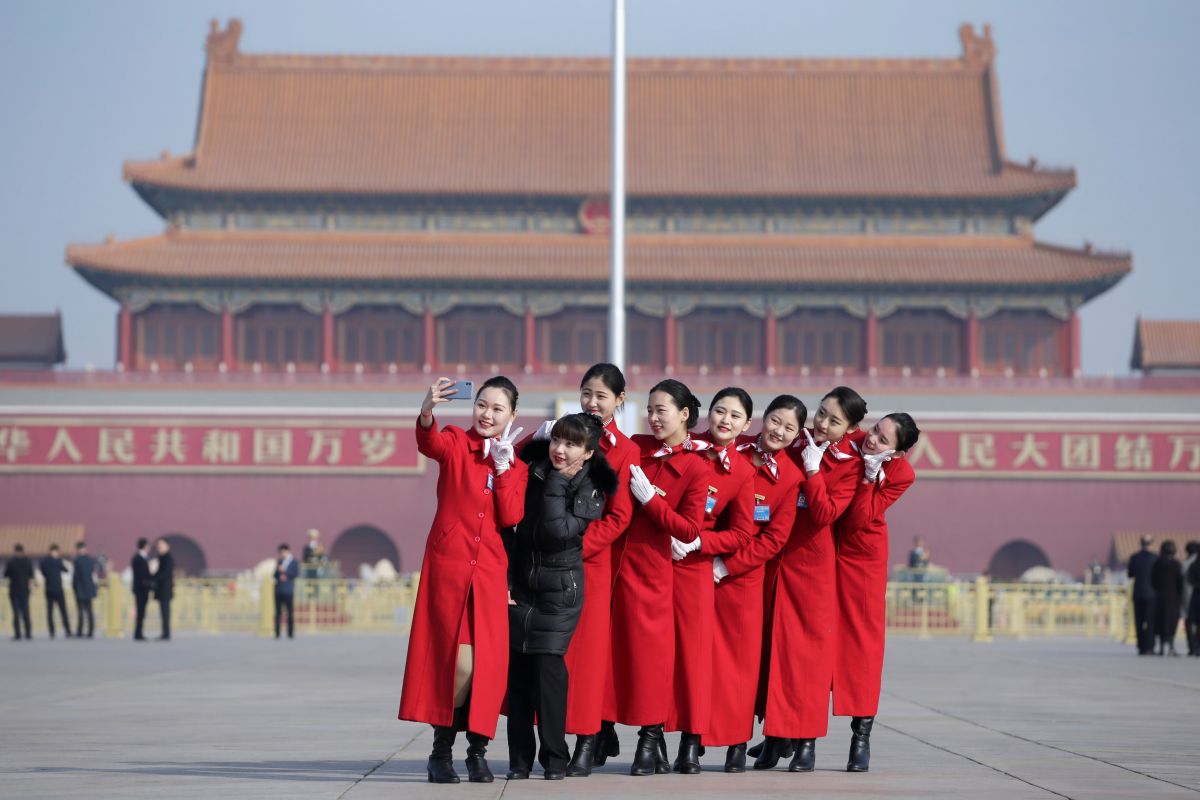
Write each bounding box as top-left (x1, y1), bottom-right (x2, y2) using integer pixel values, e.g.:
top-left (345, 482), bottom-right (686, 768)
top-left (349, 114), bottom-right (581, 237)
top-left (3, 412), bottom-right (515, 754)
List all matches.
top-left (1, 0), bottom-right (1197, 375)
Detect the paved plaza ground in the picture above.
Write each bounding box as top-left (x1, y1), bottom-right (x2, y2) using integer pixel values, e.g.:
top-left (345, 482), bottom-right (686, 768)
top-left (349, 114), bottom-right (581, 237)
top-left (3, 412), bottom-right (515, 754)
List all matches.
top-left (1, 633), bottom-right (1198, 799)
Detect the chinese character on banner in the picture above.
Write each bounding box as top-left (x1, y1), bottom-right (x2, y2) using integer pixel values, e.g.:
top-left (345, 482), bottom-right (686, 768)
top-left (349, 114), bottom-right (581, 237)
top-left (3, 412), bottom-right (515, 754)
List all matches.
top-left (98, 428), bottom-right (136, 464)
top-left (1010, 433), bottom-right (1049, 469)
top-left (201, 429), bottom-right (241, 464)
top-left (958, 433), bottom-right (996, 469)
top-left (0, 427), bottom-right (32, 463)
top-left (907, 436), bottom-right (945, 468)
top-left (46, 428), bottom-right (84, 463)
top-left (1167, 435), bottom-right (1200, 470)
top-left (359, 429), bottom-right (397, 466)
top-left (306, 430), bottom-right (344, 464)
top-left (1062, 434), bottom-right (1101, 470)
top-left (253, 429), bottom-right (293, 465)
top-left (1114, 435), bottom-right (1154, 471)
top-left (151, 428), bottom-right (188, 463)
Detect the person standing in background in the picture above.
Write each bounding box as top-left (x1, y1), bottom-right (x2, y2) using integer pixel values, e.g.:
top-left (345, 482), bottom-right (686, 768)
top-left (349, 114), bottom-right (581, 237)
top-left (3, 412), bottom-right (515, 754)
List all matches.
top-left (302, 529), bottom-right (324, 579)
top-left (1150, 540), bottom-right (1183, 657)
top-left (39, 544), bottom-right (71, 638)
top-left (72, 541), bottom-right (98, 638)
top-left (1183, 541), bottom-right (1199, 657)
top-left (154, 538), bottom-right (175, 641)
top-left (1127, 535), bottom-right (1157, 656)
top-left (275, 543), bottom-right (300, 639)
top-left (131, 538), bottom-right (153, 641)
top-left (4, 543), bottom-right (35, 640)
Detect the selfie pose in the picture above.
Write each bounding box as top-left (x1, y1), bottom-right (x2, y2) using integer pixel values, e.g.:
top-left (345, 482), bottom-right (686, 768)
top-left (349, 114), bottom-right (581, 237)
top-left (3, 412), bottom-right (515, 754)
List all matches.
top-left (399, 376), bottom-right (528, 785)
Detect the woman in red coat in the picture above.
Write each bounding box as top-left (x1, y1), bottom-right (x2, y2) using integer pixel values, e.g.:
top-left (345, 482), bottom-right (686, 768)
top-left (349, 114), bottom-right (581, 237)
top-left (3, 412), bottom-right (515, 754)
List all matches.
top-left (754, 386), bottom-right (867, 773)
top-left (399, 376), bottom-right (529, 784)
top-left (706, 394), bottom-right (807, 772)
top-left (524, 363), bottom-right (639, 777)
top-left (667, 387), bottom-right (756, 773)
top-left (833, 412), bottom-right (920, 772)
top-left (606, 378), bottom-right (710, 776)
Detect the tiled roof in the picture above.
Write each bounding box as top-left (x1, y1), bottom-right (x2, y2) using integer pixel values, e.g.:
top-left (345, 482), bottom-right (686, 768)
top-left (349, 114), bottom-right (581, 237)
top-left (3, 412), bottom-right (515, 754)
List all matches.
top-left (1132, 319), bottom-right (1200, 370)
top-left (66, 229), bottom-right (1131, 294)
top-left (0, 313), bottom-right (66, 365)
top-left (122, 22), bottom-right (1074, 201)
top-left (0, 525), bottom-right (85, 557)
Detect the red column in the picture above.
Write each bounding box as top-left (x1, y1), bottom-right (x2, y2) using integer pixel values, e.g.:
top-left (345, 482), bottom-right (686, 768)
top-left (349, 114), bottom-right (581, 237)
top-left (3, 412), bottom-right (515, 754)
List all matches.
top-left (117, 305), bottom-right (132, 370)
top-left (524, 306), bottom-right (537, 373)
top-left (423, 305), bottom-right (437, 373)
top-left (220, 306), bottom-right (236, 371)
top-left (664, 309), bottom-right (677, 374)
top-left (764, 307), bottom-right (777, 375)
top-left (1067, 310), bottom-right (1081, 377)
top-left (965, 310), bottom-right (980, 376)
top-left (865, 308), bottom-right (879, 374)
top-left (322, 306), bottom-right (337, 371)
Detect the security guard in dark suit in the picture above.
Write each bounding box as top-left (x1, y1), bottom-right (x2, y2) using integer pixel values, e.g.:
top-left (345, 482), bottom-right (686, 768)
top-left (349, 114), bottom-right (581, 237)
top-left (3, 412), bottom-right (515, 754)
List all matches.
top-left (73, 541), bottom-right (99, 638)
top-left (154, 538), bottom-right (175, 640)
top-left (1128, 535), bottom-right (1158, 655)
top-left (4, 544), bottom-right (35, 640)
top-left (39, 544), bottom-right (71, 638)
top-left (132, 538), bottom-right (153, 640)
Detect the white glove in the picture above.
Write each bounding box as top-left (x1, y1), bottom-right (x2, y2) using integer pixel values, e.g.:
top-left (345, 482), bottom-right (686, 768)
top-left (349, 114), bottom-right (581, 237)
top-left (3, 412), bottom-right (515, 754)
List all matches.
top-left (629, 464), bottom-right (656, 505)
top-left (670, 536), bottom-right (702, 561)
top-left (531, 419), bottom-right (555, 442)
top-left (487, 421), bottom-right (525, 474)
top-left (863, 450), bottom-right (894, 483)
top-left (713, 556), bottom-right (730, 583)
top-left (800, 429), bottom-right (830, 474)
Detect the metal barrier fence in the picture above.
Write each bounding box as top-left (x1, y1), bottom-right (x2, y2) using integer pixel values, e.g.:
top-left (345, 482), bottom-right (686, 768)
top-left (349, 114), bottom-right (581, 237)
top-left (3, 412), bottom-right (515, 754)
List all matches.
top-left (1, 575), bottom-right (1137, 643)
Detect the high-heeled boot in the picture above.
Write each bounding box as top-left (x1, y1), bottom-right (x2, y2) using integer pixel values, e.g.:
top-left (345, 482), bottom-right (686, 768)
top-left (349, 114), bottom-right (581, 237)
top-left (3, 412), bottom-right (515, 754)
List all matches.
top-left (592, 721), bottom-right (619, 767)
top-left (789, 738), bottom-right (816, 772)
top-left (673, 733), bottom-right (702, 774)
top-left (630, 725), bottom-right (666, 776)
top-left (427, 725), bottom-right (460, 784)
top-left (464, 731), bottom-right (494, 783)
top-left (847, 716), bottom-right (873, 772)
top-left (566, 734), bottom-right (595, 777)
top-left (752, 736), bottom-right (791, 770)
top-left (724, 742), bottom-right (747, 773)
top-left (748, 737), bottom-right (794, 759)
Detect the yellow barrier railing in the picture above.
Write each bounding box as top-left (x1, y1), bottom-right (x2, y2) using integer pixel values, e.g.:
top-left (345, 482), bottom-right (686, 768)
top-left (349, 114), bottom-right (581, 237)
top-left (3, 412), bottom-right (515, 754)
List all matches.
top-left (1, 575), bottom-right (1128, 640)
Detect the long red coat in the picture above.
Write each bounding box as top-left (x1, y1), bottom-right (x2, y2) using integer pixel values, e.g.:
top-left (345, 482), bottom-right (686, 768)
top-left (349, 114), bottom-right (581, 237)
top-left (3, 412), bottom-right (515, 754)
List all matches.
top-left (704, 441), bottom-right (802, 746)
top-left (398, 418), bottom-right (528, 739)
top-left (605, 436), bottom-right (708, 726)
top-left (760, 434), bottom-right (862, 739)
top-left (667, 436), bottom-right (755, 735)
top-left (563, 420), bottom-right (638, 735)
top-left (832, 455), bottom-right (915, 717)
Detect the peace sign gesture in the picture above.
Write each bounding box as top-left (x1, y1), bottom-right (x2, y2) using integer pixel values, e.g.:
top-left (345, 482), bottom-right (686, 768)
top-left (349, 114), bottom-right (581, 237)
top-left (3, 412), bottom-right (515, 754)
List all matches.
top-left (485, 420), bottom-right (525, 474)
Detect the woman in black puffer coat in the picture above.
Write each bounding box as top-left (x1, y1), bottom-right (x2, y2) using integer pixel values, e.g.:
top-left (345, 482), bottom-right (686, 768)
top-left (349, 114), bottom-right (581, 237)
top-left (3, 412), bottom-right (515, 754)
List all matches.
top-left (505, 413), bottom-right (616, 780)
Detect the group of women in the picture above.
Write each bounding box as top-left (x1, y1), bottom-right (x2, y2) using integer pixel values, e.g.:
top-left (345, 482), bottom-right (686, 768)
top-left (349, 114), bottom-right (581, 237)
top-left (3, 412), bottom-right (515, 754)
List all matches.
top-left (398, 363), bottom-right (921, 783)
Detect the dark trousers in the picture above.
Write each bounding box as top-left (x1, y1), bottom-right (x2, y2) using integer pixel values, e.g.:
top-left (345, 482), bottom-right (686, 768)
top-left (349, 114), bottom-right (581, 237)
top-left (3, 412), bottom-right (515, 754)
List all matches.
top-left (159, 598), bottom-right (171, 639)
top-left (1188, 601), bottom-right (1200, 655)
top-left (1133, 594), bottom-right (1154, 654)
top-left (75, 597), bottom-right (94, 637)
top-left (9, 593), bottom-right (31, 639)
top-left (45, 591), bottom-right (70, 637)
top-left (507, 650), bottom-right (570, 773)
top-left (134, 592), bottom-right (150, 639)
top-left (275, 591), bottom-right (294, 638)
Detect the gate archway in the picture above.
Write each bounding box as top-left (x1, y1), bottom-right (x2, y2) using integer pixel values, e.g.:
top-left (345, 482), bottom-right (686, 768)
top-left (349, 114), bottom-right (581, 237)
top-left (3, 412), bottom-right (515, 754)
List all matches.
top-left (330, 525), bottom-right (400, 576)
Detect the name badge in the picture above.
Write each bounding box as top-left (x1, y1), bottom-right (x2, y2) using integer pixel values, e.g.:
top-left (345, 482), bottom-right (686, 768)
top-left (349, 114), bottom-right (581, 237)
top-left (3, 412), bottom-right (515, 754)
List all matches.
top-left (486, 473), bottom-right (494, 491)
top-left (754, 504), bottom-right (770, 522)
top-left (654, 486), bottom-right (667, 497)
top-left (705, 495), bottom-right (717, 515)
top-left (796, 492), bottom-right (808, 509)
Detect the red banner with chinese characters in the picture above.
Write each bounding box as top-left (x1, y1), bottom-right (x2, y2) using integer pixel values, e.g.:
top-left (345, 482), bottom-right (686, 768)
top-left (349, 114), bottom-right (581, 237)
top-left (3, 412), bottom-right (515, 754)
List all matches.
top-left (0, 415), bottom-right (424, 475)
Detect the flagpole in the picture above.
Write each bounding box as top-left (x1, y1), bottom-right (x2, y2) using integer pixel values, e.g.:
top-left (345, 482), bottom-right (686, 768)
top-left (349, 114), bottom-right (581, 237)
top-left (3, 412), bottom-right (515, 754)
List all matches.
top-left (608, 0), bottom-right (626, 372)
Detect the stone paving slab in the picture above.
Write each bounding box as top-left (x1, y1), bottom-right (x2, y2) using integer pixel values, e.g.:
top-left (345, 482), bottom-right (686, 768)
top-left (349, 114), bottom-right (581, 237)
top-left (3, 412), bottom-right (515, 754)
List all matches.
top-left (1, 634), bottom-right (1197, 799)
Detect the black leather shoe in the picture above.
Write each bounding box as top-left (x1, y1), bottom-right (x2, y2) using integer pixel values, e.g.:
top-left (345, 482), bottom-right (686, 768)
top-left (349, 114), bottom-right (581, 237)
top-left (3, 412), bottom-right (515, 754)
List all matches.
top-left (630, 725), bottom-right (665, 776)
top-left (427, 725), bottom-right (460, 783)
top-left (674, 733), bottom-right (702, 774)
top-left (789, 738), bottom-right (816, 772)
top-left (724, 743), bottom-right (747, 773)
top-left (847, 716), bottom-right (873, 772)
top-left (593, 721), bottom-right (619, 767)
top-left (748, 737), bottom-right (794, 759)
top-left (544, 769), bottom-right (566, 780)
top-left (567, 734), bottom-right (595, 777)
top-left (505, 769), bottom-right (530, 780)
top-left (752, 736), bottom-right (791, 770)
top-left (464, 732), bottom-right (494, 783)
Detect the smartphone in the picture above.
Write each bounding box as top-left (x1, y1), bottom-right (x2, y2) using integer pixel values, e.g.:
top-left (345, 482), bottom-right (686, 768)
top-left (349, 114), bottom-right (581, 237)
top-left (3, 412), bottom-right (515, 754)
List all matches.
top-left (447, 380), bottom-right (474, 401)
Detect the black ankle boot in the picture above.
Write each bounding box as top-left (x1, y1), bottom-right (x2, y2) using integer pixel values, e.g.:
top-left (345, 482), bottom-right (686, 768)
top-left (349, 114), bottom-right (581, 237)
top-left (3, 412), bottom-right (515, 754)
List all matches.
top-left (656, 735), bottom-right (670, 774)
top-left (789, 738), bottom-right (816, 772)
top-left (464, 732), bottom-right (494, 783)
top-left (724, 743), bottom-right (747, 773)
top-left (752, 736), bottom-right (792, 770)
top-left (630, 725), bottom-right (666, 776)
top-left (748, 737), bottom-right (793, 760)
top-left (567, 734), bottom-right (595, 777)
top-left (847, 717), bottom-right (873, 772)
top-left (593, 721), bottom-right (619, 767)
top-left (427, 725), bottom-right (460, 783)
top-left (673, 733), bottom-right (702, 774)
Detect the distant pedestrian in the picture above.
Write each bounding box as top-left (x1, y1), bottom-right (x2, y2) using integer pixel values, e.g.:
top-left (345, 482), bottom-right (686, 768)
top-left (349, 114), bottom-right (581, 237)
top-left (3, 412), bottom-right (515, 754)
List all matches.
top-left (39, 544), bottom-right (71, 638)
top-left (275, 543), bottom-right (299, 639)
top-left (131, 538), bottom-right (153, 641)
top-left (1151, 541), bottom-right (1183, 657)
top-left (72, 541), bottom-right (98, 638)
top-left (4, 543), bottom-right (34, 640)
top-left (907, 536), bottom-right (929, 569)
top-left (1127, 535), bottom-right (1157, 655)
top-left (1184, 541), bottom-right (1199, 657)
top-left (154, 538), bottom-right (175, 640)
top-left (302, 529), bottom-right (325, 579)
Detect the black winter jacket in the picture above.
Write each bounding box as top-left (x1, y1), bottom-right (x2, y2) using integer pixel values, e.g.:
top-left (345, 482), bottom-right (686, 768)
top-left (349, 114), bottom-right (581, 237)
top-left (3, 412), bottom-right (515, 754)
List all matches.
top-left (506, 442), bottom-right (616, 655)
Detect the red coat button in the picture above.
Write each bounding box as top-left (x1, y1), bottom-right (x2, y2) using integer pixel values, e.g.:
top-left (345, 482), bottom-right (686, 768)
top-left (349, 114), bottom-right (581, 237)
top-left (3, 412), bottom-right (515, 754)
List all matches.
top-left (474, 537), bottom-right (481, 543)
top-left (469, 559), bottom-right (477, 566)
top-left (477, 512), bottom-right (484, 518)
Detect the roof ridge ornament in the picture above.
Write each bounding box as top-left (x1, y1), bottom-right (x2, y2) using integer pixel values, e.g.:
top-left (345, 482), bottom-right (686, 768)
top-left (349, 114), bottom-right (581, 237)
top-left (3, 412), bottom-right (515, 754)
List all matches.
top-left (958, 23), bottom-right (995, 68)
top-left (206, 18), bottom-right (243, 65)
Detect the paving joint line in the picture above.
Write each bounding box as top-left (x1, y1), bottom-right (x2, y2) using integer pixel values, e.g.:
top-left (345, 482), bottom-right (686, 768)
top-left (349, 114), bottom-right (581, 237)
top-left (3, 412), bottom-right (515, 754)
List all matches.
top-left (337, 729), bottom-right (422, 799)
